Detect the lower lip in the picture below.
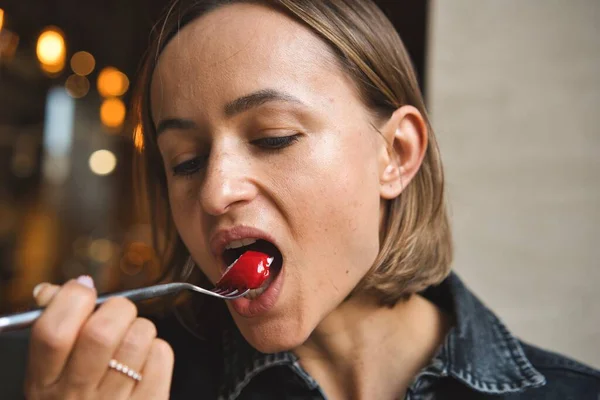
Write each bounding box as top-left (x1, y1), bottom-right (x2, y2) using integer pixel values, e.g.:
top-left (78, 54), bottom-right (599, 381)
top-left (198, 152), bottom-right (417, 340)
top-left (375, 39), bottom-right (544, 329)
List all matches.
top-left (227, 265), bottom-right (284, 318)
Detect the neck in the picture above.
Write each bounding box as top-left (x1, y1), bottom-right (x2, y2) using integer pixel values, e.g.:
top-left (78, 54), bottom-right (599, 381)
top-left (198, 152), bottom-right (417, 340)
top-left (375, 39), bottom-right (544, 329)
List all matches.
top-left (293, 293), bottom-right (450, 400)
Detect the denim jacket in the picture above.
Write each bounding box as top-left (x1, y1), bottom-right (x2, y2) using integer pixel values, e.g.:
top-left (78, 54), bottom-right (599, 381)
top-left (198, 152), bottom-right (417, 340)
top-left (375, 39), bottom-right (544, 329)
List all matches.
top-left (163, 273), bottom-right (600, 399)
top-left (0, 273), bottom-right (598, 399)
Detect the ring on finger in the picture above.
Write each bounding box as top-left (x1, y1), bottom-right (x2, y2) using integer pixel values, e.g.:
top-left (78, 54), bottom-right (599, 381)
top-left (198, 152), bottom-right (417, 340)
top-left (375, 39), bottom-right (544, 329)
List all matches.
top-left (108, 359), bottom-right (143, 382)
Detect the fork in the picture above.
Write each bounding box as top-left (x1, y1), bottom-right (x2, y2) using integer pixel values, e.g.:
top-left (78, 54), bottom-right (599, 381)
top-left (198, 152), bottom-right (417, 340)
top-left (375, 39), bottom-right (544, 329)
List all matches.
top-left (0, 282), bottom-right (249, 333)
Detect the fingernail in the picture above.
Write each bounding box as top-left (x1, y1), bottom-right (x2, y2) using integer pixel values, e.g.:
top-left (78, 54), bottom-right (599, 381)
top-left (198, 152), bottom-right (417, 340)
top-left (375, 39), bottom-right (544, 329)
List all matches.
top-left (76, 275), bottom-right (95, 289)
top-left (33, 283), bottom-right (48, 298)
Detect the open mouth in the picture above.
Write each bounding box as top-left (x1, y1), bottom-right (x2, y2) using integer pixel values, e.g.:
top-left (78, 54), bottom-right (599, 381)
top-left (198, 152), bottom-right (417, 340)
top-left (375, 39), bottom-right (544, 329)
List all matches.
top-left (221, 239), bottom-right (283, 300)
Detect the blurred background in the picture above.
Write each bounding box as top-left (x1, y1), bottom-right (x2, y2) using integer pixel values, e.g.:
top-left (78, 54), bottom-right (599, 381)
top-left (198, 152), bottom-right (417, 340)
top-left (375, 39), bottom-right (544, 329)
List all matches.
top-left (0, 0), bottom-right (175, 316)
top-left (0, 0), bottom-right (597, 370)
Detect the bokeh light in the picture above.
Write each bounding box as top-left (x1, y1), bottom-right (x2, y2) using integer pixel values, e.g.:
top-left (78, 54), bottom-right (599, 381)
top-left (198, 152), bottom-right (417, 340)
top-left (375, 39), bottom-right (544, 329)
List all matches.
top-left (0, 9), bottom-right (5, 32)
top-left (70, 51), bottom-right (95, 76)
top-left (65, 74), bottom-right (90, 98)
top-left (100, 98), bottom-right (126, 128)
top-left (89, 149), bottom-right (117, 176)
top-left (36, 27), bottom-right (66, 74)
top-left (120, 241), bottom-right (154, 276)
top-left (88, 238), bottom-right (114, 263)
top-left (133, 124), bottom-right (144, 152)
top-left (97, 66), bottom-right (129, 97)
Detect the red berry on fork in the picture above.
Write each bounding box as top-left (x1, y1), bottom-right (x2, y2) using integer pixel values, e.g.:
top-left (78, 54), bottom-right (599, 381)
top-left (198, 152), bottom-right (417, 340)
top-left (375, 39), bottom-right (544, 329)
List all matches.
top-left (217, 251), bottom-right (272, 290)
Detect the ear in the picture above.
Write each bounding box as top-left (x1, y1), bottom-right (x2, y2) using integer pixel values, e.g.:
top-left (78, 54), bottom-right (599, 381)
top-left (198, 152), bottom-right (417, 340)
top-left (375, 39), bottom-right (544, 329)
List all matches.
top-left (378, 105), bottom-right (428, 200)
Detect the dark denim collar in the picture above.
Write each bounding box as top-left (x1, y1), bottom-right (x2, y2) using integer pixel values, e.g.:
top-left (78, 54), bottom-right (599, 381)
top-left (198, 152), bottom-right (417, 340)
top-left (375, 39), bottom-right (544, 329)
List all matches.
top-left (414, 273), bottom-right (546, 394)
top-left (217, 272), bottom-right (546, 400)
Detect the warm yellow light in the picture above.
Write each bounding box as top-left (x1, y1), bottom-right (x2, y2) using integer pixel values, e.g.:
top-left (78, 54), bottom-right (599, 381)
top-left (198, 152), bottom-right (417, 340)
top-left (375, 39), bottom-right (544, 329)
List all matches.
top-left (41, 60), bottom-right (65, 74)
top-left (100, 98), bottom-right (126, 129)
top-left (65, 74), bottom-right (90, 98)
top-left (133, 124), bottom-right (144, 152)
top-left (89, 149), bottom-right (117, 176)
top-left (70, 51), bottom-right (95, 76)
top-left (0, 9), bottom-right (5, 32)
top-left (97, 67), bottom-right (129, 97)
top-left (88, 239), bottom-right (114, 263)
top-left (36, 27), bottom-right (66, 73)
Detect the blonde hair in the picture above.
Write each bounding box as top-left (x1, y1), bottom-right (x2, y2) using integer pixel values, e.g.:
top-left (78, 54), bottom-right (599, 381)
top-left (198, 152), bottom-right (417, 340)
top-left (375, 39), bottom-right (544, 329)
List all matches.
top-left (133, 0), bottom-right (452, 308)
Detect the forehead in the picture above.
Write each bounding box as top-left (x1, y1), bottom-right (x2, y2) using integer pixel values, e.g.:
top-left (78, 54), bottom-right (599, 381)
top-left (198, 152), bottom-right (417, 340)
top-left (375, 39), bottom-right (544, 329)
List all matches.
top-left (150, 3), bottom-right (348, 118)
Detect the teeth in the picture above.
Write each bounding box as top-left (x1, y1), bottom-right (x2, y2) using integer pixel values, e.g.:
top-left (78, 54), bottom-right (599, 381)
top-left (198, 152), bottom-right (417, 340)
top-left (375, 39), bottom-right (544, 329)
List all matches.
top-left (224, 238), bottom-right (258, 250)
top-left (242, 238), bottom-right (257, 246)
top-left (244, 286), bottom-right (268, 300)
top-left (243, 272), bottom-right (275, 300)
top-left (225, 240), bottom-right (245, 250)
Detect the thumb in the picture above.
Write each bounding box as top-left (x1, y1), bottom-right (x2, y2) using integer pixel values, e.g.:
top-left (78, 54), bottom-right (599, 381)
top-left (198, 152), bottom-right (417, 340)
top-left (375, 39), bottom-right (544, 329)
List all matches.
top-left (32, 283), bottom-right (60, 307)
top-left (33, 275), bottom-right (96, 307)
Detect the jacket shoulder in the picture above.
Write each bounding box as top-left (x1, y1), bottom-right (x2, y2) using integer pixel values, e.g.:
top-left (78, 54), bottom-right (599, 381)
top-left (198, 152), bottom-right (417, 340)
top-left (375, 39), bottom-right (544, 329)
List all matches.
top-left (521, 341), bottom-right (600, 378)
top-left (509, 341), bottom-right (600, 399)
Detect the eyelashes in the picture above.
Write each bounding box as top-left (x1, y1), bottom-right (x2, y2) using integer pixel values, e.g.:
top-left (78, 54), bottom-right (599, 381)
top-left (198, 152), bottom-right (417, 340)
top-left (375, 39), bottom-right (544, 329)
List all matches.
top-left (171, 133), bottom-right (301, 178)
top-left (172, 156), bottom-right (208, 177)
top-left (251, 134), bottom-right (300, 149)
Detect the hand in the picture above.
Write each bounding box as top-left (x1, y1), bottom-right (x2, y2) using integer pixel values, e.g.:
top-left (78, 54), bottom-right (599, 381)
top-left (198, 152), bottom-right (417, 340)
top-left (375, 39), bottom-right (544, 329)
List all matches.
top-left (24, 276), bottom-right (174, 400)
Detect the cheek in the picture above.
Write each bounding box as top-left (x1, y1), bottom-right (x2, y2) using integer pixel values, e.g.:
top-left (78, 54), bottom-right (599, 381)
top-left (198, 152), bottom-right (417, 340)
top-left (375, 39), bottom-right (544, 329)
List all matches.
top-left (236, 134), bottom-right (382, 350)
top-left (167, 180), bottom-right (217, 277)
top-left (288, 133), bottom-right (381, 286)
top-left (168, 180), bottom-right (197, 231)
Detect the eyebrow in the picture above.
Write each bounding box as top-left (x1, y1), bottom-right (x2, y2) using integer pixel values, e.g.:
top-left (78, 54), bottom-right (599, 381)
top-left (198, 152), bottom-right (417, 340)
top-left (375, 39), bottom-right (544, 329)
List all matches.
top-left (156, 118), bottom-right (198, 136)
top-left (156, 89), bottom-right (303, 136)
top-left (224, 89), bottom-right (304, 117)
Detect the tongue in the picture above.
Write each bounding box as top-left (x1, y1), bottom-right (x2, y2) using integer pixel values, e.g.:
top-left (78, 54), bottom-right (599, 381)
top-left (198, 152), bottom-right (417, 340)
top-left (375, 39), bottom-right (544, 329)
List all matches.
top-left (217, 250), bottom-right (273, 290)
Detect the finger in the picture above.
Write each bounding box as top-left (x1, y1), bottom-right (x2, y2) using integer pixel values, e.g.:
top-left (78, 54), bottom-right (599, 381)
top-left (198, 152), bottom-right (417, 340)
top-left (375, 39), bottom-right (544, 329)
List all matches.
top-left (131, 339), bottom-right (174, 400)
top-left (98, 318), bottom-right (157, 398)
top-left (33, 283), bottom-right (60, 307)
top-left (26, 279), bottom-right (97, 387)
top-left (61, 297), bottom-right (138, 390)
top-left (33, 275), bottom-right (93, 307)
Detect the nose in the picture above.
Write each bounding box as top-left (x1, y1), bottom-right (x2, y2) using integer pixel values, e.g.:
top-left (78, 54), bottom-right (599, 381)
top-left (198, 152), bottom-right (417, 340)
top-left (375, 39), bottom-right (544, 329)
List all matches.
top-left (199, 146), bottom-right (258, 216)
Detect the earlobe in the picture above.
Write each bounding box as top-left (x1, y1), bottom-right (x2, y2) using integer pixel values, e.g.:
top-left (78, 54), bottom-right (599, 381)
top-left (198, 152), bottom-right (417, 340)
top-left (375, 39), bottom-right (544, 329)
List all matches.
top-left (378, 106), bottom-right (428, 200)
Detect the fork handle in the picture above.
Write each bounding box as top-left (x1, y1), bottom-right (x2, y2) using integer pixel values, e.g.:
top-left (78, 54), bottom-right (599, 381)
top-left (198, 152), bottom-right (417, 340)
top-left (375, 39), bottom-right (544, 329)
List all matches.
top-left (96, 282), bottom-right (186, 304)
top-left (0, 283), bottom-right (186, 333)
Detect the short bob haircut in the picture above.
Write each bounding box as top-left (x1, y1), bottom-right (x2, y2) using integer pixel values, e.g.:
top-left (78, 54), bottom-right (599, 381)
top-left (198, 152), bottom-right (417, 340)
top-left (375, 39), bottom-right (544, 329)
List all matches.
top-left (132, 0), bottom-right (453, 309)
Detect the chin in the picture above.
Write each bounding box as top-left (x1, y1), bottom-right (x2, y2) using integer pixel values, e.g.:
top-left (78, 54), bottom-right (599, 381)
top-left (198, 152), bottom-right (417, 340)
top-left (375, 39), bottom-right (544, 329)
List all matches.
top-left (234, 317), bottom-right (313, 354)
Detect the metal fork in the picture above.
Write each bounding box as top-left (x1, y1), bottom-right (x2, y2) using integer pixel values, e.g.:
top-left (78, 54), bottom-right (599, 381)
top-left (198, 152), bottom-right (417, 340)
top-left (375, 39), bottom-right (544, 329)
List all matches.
top-left (0, 282), bottom-right (249, 333)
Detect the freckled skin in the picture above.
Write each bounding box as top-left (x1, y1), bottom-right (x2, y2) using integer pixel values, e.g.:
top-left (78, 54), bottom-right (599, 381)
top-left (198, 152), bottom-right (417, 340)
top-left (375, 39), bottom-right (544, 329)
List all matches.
top-left (151, 4), bottom-right (384, 352)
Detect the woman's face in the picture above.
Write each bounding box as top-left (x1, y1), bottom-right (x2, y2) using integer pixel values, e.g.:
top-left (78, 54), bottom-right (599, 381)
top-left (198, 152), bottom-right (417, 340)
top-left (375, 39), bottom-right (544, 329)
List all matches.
top-left (152, 3), bottom-right (387, 352)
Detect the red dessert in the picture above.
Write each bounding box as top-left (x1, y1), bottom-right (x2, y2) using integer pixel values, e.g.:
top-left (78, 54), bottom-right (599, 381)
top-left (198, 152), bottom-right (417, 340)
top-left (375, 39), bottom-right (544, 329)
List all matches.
top-left (217, 250), bottom-right (273, 290)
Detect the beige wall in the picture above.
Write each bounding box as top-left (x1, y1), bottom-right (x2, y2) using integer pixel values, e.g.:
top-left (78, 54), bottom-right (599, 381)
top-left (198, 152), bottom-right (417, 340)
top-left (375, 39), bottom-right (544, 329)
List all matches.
top-left (428, 0), bottom-right (600, 368)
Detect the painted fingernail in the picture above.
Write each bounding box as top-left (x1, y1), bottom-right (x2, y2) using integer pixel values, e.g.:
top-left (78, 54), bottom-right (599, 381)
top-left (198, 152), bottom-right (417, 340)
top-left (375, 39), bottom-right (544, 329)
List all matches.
top-left (76, 275), bottom-right (95, 289)
top-left (33, 283), bottom-right (48, 298)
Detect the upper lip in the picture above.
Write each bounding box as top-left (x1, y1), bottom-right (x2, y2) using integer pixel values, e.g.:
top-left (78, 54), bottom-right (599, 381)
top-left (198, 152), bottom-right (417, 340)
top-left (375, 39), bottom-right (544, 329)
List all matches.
top-left (210, 225), bottom-right (279, 265)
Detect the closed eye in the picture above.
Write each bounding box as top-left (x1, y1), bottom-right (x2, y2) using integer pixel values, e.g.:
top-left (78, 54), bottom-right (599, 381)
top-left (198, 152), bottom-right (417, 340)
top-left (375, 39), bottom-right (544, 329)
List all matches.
top-left (171, 134), bottom-right (300, 177)
top-left (172, 156), bottom-right (207, 177)
top-left (252, 134), bottom-right (300, 149)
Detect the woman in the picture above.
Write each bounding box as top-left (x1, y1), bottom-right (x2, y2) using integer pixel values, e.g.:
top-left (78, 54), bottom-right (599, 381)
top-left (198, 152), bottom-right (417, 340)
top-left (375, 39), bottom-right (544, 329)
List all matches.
top-left (22, 0), bottom-right (599, 399)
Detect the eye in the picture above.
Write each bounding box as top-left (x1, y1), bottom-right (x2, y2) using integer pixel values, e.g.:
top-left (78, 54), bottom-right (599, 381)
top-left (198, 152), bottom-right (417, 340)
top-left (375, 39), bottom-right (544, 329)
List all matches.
top-left (252, 134), bottom-right (300, 150)
top-left (172, 156), bottom-right (207, 177)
